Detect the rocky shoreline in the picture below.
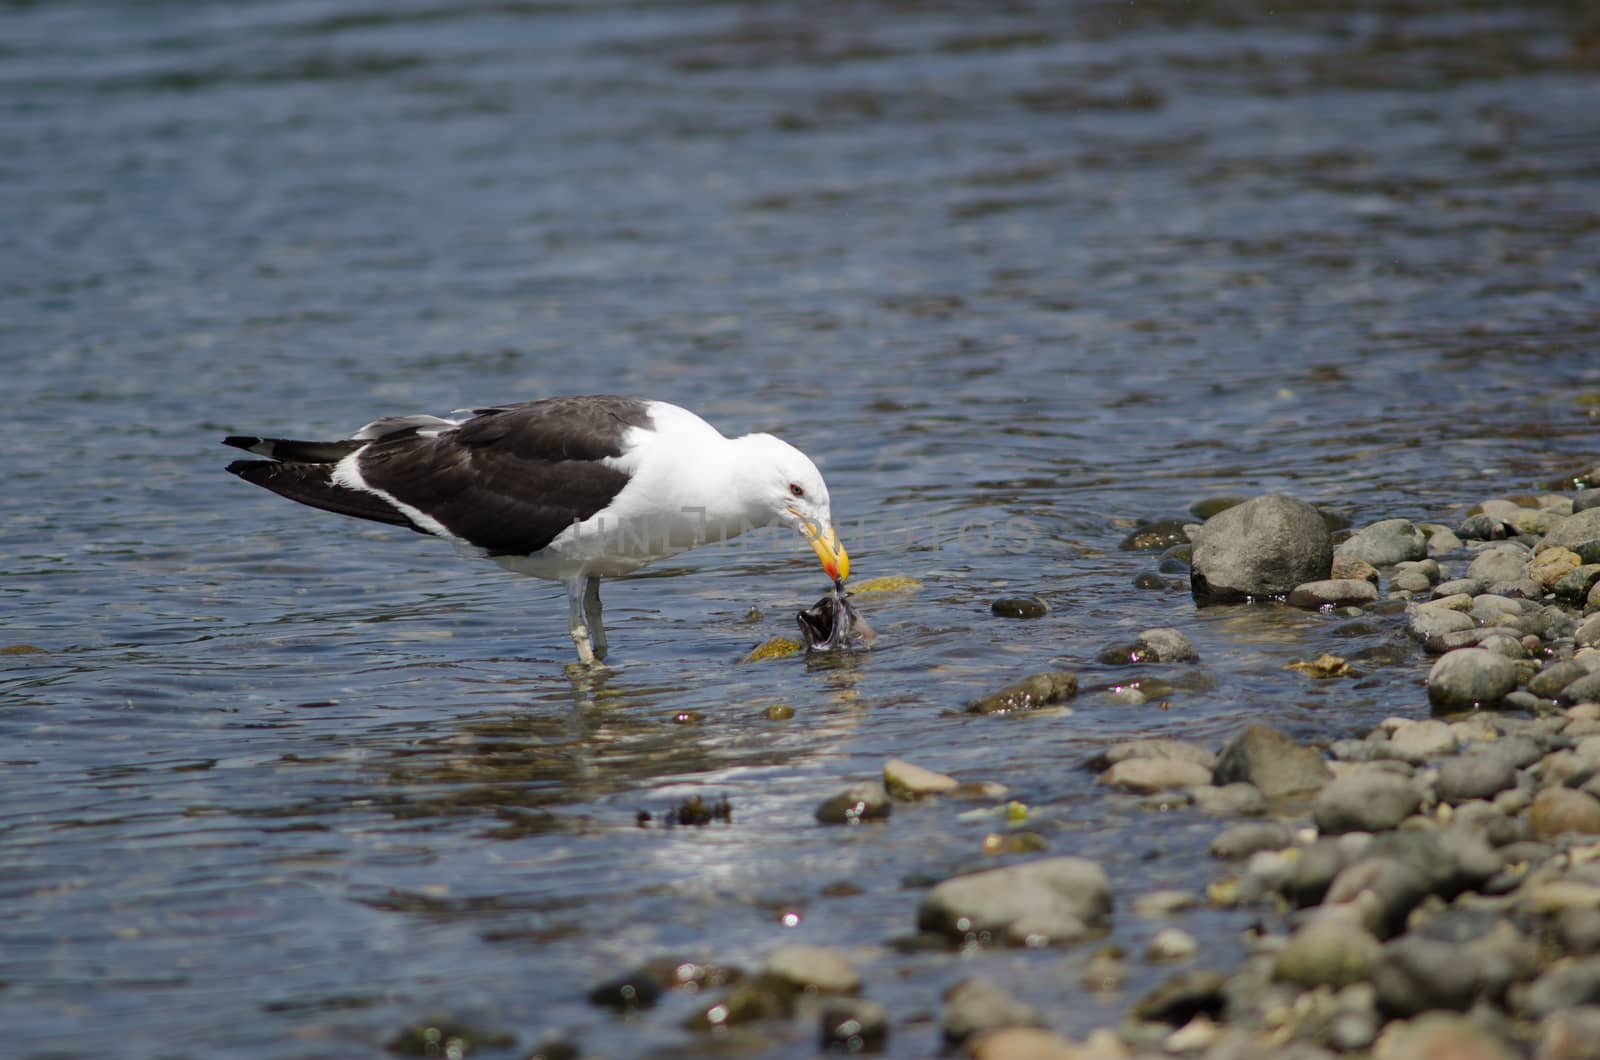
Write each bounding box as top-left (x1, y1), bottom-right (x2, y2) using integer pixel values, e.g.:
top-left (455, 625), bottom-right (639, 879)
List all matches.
top-left (415, 480), bottom-right (1600, 1059)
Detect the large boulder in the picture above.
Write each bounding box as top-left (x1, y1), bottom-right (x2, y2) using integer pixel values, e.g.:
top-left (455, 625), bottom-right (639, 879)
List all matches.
top-left (1191, 494), bottom-right (1332, 602)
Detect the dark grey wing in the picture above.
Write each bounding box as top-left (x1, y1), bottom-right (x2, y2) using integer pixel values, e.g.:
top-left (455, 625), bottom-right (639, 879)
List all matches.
top-left (356, 396), bottom-right (653, 556)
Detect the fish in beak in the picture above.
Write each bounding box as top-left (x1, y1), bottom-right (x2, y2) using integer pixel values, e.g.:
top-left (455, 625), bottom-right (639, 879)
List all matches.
top-left (796, 583), bottom-right (875, 653)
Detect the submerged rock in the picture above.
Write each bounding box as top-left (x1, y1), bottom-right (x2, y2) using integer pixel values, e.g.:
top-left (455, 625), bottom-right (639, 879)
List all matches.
top-left (942, 978), bottom-right (1042, 1043)
top-left (1191, 493), bottom-right (1333, 602)
top-left (967, 671), bottom-right (1079, 715)
top-left (917, 856), bottom-right (1111, 944)
top-left (991, 595), bottom-right (1049, 619)
top-left (815, 782), bottom-right (892, 825)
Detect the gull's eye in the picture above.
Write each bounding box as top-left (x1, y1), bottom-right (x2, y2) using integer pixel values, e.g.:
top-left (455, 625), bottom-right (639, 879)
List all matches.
top-left (788, 482), bottom-right (805, 498)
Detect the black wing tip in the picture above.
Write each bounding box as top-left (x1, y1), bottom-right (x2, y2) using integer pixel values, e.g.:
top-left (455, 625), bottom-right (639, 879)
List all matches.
top-left (225, 458), bottom-right (270, 478)
top-left (223, 435), bottom-right (262, 452)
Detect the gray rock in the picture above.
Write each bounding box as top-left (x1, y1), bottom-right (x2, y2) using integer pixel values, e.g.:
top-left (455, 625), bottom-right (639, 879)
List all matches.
top-left (1386, 719), bottom-right (1458, 762)
top-left (1562, 672), bottom-right (1600, 707)
top-left (966, 671), bottom-right (1078, 714)
top-left (1578, 490), bottom-right (1600, 513)
top-left (1324, 856), bottom-right (1432, 938)
top-left (1274, 910), bottom-right (1381, 989)
top-left (765, 946), bottom-right (860, 994)
top-left (1099, 757), bottom-right (1212, 792)
top-left (1436, 751), bottom-right (1518, 803)
top-left (1190, 783), bottom-right (1268, 817)
top-left (1092, 738), bottom-right (1215, 772)
top-left (990, 595), bottom-right (1049, 619)
top-left (1459, 513), bottom-right (1509, 541)
top-left (1532, 661), bottom-right (1592, 701)
top-left (1537, 1006), bottom-right (1600, 1060)
top-left (1135, 627), bottom-right (1198, 662)
top-left (815, 782), bottom-right (892, 825)
top-left (1390, 569), bottom-right (1433, 593)
top-left (1468, 545), bottom-right (1531, 585)
top-left (1338, 519), bottom-right (1428, 567)
top-left (818, 999), bottom-right (888, 1053)
top-left (917, 856), bottom-right (1111, 942)
top-left (1529, 788), bottom-right (1600, 838)
top-left (1427, 648), bottom-right (1518, 713)
top-left (1314, 771), bottom-right (1422, 834)
top-left (1375, 1013), bottom-right (1517, 1060)
top-left (1211, 821), bottom-right (1294, 860)
top-left (1287, 578), bottom-right (1380, 609)
top-left (1373, 928), bottom-right (1533, 1016)
top-left (1130, 969), bottom-right (1227, 1025)
top-left (941, 977), bottom-right (1041, 1043)
top-left (1213, 724), bottom-right (1334, 798)
top-left (1427, 527), bottom-right (1466, 555)
top-left (883, 758), bottom-right (958, 798)
top-left (1521, 956), bottom-right (1600, 1018)
top-left (1435, 577), bottom-right (1486, 597)
top-left (1191, 494), bottom-right (1332, 602)
top-left (1408, 607), bottom-right (1477, 641)
top-left (1578, 613), bottom-right (1600, 649)
top-left (1556, 564), bottom-right (1600, 602)
top-left (1539, 508), bottom-right (1600, 564)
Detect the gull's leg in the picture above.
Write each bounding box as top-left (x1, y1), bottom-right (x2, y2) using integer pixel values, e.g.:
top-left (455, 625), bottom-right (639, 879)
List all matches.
top-left (583, 575), bottom-right (608, 660)
top-left (564, 576), bottom-right (597, 667)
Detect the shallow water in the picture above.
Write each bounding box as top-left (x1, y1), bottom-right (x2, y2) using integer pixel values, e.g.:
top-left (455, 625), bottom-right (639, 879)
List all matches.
top-left (3, 1), bottom-right (1599, 1056)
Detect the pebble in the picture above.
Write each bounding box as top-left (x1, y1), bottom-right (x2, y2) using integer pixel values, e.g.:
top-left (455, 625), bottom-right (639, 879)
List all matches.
top-left (942, 978), bottom-right (1042, 1043)
top-left (1145, 928), bottom-right (1198, 962)
top-left (964, 1027), bottom-right (1081, 1060)
top-left (1372, 1012), bottom-right (1516, 1060)
top-left (1129, 969), bottom-right (1227, 1025)
top-left (1287, 578), bottom-right (1379, 609)
top-left (1099, 757), bottom-right (1212, 793)
top-left (1408, 607), bottom-right (1477, 640)
top-left (1212, 724), bottom-right (1334, 797)
top-left (1132, 890), bottom-right (1199, 917)
top-left (1324, 856), bottom-right (1432, 937)
top-left (764, 945), bottom-right (860, 994)
top-left (1189, 783), bottom-right (1268, 817)
top-left (1467, 546), bottom-right (1530, 586)
top-left (1531, 660), bottom-right (1592, 700)
top-left (1337, 518), bottom-right (1429, 567)
top-left (1561, 671), bottom-right (1600, 706)
top-left (884, 758), bottom-right (959, 798)
top-left (1274, 909), bottom-right (1381, 989)
top-left (1529, 788), bottom-right (1600, 838)
top-left (1555, 563), bottom-right (1600, 602)
top-left (818, 999), bottom-right (888, 1053)
top-left (1427, 648), bottom-right (1518, 712)
top-left (1333, 554), bottom-right (1381, 583)
top-left (1578, 613), bottom-right (1600, 648)
top-left (1313, 771), bottom-right (1422, 833)
top-left (1435, 751), bottom-right (1519, 803)
top-left (1427, 527), bottom-right (1465, 555)
top-left (1537, 1006), bottom-right (1600, 1060)
top-left (1210, 821), bottom-right (1293, 860)
top-left (1539, 507), bottom-right (1600, 563)
top-left (992, 595), bottom-right (1049, 619)
top-left (815, 782), bottom-right (892, 825)
top-left (1520, 956), bottom-right (1600, 1018)
top-left (586, 969), bottom-right (663, 1011)
top-left (1531, 547), bottom-right (1584, 591)
top-left (917, 857), bottom-right (1112, 943)
top-left (1134, 627), bottom-right (1198, 662)
top-left (1385, 719), bottom-right (1459, 761)
top-left (1190, 493), bottom-right (1333, 601)
top-left (1091, 738), bottom-right (1215, 772)
top-left (967, 671), bottom-right (1079, 714)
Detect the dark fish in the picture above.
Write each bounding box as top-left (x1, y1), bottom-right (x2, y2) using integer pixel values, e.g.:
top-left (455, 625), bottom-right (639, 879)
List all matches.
top-left (796, 585), bottom-right (875, 652)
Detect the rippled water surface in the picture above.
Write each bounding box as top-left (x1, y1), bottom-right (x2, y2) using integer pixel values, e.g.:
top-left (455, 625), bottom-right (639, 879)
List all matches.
top-left (4, 1), bottom-right (1599, 1056)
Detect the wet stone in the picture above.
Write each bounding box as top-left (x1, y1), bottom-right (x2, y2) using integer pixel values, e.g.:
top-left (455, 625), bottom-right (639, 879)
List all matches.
top-left (765, 945), bottom-right (860, 995)
top-left (1555, 563), bottom-right (1600, 602)
top-left (917, 856), bottom-right (1111, 944)
top-left (942, 977), bottom-right (1042, 1043)
top-left (1135, 627), bottom-right (1197, 662)
top-left (385, 1019), bottom-right (517, 1057)
top-left (1427, 527), bottom-right (1466, 555)
top-left (818, 999), bottom-right (887, 1053)
top-left (1561, 671), bottom-right (1600, 706)
top-left (1385, 719), bottom-right (1458, 762)
top-left (1090, 737), bottom-right (1215, 772)
top-left (1212, 724), bottom-right (1333, 798)
top-left (967, 671), bottom-right (1078, 715)
top-left (1434, 577), bottom-right (1486, 597)
top-left (1189, 783), bottom-right (1267, 817)
top-left (815, 782), bottom-right (892, 825)
top-left (687, 973), bottom-right (800, 1030)
top-left (1130, 969), bottom-right (1227, 1025)
top-left (1409, 607), bottom-right (1476, 641)
top-left (1458, 513), bottom-right (1509, 541)
top-left (1531, 547), bottom-right (1584, 591)
top-left (884, 758), bottom-right (958, 798)
top-left (1146, 927), bottom-right (1198, 962)
top-left (1287, 578), bottom-right (1379, 609)
top-left (1325, 856), bottom-right (1432, 938)
top-left (1120, 519), bottom-right (1191, 552)
top-left (1520, 956), bottom-right (1600, 1018)
top-left (1539, 507), bottom-right (1600, 564)
top-left (1531, 660), bottom-right (1591, 701)
top-left (1537, 1006), bottom-right (1600, 1060)
top-left (1133, 890), bottom-right (1199, 917)
top-left (1210, 821), bottom-right (1293, 860)
top-left (1099, 757), bottom-right (1211, 793)
top-left (1333, 554), bottom-right (1381, 584)
top-left (1190, 493), bottom-right (1332, 601)
top-left (991, 595), bottom-right (1049, 619)
top-left (1467, 546), bottom-right (1530, 585)
top-left (1337, 518), bottom-right (1428, 567)
top-left (1427, 648), bottom-right (1518, 713)
top-left (587, 969), bottom-right (663, 1012)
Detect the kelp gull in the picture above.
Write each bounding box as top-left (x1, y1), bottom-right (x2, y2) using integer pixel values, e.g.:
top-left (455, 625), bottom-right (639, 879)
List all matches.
top-left (224, 396), bottom-right (849, 665)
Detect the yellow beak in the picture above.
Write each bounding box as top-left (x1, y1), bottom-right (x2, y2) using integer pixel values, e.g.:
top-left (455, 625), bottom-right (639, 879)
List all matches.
top-left (800, 520), bottom-right (850, 583)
